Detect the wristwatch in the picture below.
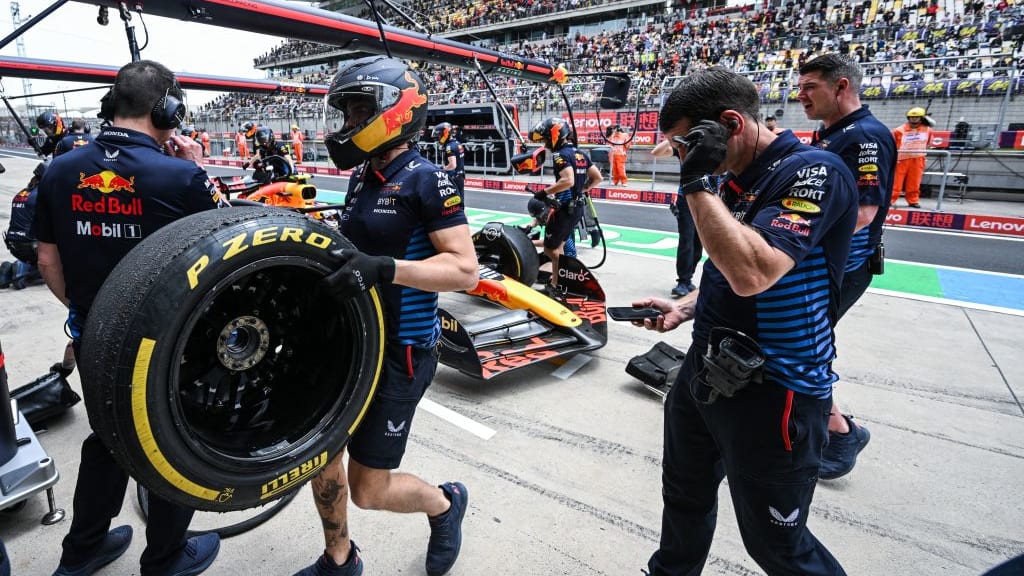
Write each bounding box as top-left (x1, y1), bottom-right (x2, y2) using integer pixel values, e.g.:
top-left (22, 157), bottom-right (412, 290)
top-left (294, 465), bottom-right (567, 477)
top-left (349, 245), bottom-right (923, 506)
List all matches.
top-left (679, 175), bottom-right (717, 197)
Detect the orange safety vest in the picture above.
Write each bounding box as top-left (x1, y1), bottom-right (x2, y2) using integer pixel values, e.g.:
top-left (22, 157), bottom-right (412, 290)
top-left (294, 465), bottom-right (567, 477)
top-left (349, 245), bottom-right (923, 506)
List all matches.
top-left (609, 132), bottom-right (630, 157)
top-left (894, 123), bottom-right (931, 160)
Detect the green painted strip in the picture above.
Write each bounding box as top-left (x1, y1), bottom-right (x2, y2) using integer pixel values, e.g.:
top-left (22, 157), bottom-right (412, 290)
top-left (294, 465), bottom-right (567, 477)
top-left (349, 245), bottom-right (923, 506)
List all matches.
top-left (868, 261), bottom-right (944, 298)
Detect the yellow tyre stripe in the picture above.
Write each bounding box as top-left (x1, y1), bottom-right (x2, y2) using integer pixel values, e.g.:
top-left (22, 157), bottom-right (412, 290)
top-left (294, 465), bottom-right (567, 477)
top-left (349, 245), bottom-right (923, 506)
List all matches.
top-left (132, 338), bottom-right (222, 502)
top-left (347, 288), bottom-right (386, 435)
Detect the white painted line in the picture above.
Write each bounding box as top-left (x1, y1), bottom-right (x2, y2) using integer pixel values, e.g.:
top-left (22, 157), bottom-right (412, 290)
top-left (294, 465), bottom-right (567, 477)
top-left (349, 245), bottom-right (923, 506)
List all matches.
top-left (867, 288), bottom-right (1024, 317)
top-left (550, 353), bottom-right (593, 380)
top-left (418, 398), bottom-right (496, 440)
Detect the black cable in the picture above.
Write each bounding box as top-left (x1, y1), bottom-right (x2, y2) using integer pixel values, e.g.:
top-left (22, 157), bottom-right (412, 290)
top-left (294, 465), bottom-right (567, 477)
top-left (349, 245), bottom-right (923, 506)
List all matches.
top-left (137, 8), bottom-right (149, 52)
top-left (364, 0), bottom-right (392, 58)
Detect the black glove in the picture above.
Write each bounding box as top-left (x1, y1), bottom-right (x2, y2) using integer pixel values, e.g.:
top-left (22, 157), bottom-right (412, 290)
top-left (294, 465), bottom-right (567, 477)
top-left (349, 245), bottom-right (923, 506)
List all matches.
top-left (322, 248), bottom-right (396, 301)
top-left (532, 189), bottom-right (549, 201)
top-left (679, 119), bottom-right (730, 184)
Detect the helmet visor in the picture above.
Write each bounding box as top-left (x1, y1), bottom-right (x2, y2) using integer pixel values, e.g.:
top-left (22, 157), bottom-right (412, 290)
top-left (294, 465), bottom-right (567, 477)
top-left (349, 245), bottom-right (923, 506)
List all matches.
top-left (325, 83), bottom-right (401, 140)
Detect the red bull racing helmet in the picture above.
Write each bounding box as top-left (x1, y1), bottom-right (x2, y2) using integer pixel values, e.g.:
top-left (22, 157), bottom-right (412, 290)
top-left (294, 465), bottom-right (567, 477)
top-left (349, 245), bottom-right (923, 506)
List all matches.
top-left (432, 122), bottom-right (453, 144)
top-left (529, 117), bottom-right (572, 151)
top-left (36, 111), bottom-right (64, 137)
top-left (254, 126), bottom-right (276, 147)
top-left (324, 56), bottom-right (429, 170)
top-left (241, 121), bottom-right (257, 138)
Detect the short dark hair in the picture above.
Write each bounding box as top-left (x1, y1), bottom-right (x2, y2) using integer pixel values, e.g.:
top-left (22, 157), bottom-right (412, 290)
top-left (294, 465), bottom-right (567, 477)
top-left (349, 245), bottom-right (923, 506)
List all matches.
top-left (109, 60), bottom-right (183, 119)
top-left (798, 53), bottom-right (863, 91)
top-left (659, 67), bottom-right (760, 133)
top-left (71, 118), bottom-right (86, 131)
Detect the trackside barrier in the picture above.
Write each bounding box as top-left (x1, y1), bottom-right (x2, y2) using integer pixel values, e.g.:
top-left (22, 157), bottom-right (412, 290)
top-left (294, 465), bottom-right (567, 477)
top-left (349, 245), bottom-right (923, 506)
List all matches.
top-left (204, 158), bottom-right (1024, 238)
top-left (899, 149), bottom-right (957, 211)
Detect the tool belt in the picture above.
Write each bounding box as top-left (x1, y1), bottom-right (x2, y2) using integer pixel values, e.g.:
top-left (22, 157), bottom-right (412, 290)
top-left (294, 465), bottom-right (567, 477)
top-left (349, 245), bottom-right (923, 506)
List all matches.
top-left (693, 327), bottom-right (765, 405)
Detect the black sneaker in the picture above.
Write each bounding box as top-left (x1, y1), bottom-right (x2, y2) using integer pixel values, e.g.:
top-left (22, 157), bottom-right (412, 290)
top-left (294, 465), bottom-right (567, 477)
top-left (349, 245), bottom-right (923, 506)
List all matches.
top-left (52, 525), bottom-right (133, 576)
top-left (165, 533), bottom-right (220, 576)
top-left (292, 543), bottom-right (362, 576)
top-left (819, 415), bottom-right (871, 480)
top-left (909, 203), bottom-right (922, 209)
top-left (670, 282), bottom-right (690, 299)
top-left (425, 482), bottom-right (468, 576)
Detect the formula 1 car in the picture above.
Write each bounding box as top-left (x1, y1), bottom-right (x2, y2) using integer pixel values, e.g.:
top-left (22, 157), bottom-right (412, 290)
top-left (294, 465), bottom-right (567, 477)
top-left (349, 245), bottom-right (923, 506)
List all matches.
top-left (440, 223), bottom-right (607, 380)
top-left (209, 155), bottom-right (317, 210)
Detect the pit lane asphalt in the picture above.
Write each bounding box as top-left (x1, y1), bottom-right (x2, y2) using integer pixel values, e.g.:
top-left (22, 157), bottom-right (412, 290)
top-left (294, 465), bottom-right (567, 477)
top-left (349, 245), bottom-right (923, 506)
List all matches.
top-left (1, 156), bottom-right (1022, 575)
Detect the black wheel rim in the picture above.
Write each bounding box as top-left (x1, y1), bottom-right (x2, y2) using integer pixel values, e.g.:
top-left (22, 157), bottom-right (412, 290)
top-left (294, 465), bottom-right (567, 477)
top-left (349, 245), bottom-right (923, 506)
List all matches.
top-left (169, 256), bottom-right (366, 469)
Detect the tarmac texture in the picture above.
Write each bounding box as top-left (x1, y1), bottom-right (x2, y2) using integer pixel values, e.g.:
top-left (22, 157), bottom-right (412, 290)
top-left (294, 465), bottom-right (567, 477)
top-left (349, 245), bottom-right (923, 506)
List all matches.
top-left (0, 156), bottom-right (1022, 575)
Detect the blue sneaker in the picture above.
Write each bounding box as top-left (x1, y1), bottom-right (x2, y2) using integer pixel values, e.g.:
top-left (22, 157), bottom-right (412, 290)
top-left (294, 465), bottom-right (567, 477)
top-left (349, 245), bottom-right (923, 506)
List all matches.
top-left (164, 533), bottom-right (220, 576)
top-left (426, 482), bottom-right (468, 576)
top-left (820, 415), bottom-right (871, 480)
top-left (292, 543), bottom-right (362, 576)
top-left (52, 525), bottom-right (133, 576)
top-left (670, 282), bottom-right (690, 299)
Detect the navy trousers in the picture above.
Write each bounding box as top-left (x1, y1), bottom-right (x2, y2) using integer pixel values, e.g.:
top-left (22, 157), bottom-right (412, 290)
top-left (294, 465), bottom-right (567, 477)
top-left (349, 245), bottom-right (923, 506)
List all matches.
top-left (61, 341), bottom-right (194, 575)
top-left (674, 201), bottom-right (702, 286)
top-left (647, 350), bottom-right (846, 576)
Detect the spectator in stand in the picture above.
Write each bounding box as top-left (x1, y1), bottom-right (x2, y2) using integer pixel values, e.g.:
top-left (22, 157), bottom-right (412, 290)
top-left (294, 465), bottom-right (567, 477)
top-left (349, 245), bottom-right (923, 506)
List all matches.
top-left (891, 107), bottom-right (932, 208)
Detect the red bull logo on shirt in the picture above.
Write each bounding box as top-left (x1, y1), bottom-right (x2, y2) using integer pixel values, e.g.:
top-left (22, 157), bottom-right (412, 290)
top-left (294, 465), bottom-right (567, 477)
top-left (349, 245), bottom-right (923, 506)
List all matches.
top-left (77, 171), bottom-right (135, 194)
top-left (770, 212), bottom-right (812, 236)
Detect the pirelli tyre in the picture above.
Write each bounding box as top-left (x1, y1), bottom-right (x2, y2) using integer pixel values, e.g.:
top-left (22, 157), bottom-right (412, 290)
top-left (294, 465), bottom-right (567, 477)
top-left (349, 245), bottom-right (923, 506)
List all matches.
top-left (472, 222), bottom-right (539, 286)
top-left (81, 206), bottom-right (385, 512)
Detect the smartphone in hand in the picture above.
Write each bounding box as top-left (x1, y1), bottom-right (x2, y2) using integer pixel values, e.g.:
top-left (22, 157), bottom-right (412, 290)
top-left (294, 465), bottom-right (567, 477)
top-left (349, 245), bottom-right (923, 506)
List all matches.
top-left (607, 306), bottom-right (663, 321)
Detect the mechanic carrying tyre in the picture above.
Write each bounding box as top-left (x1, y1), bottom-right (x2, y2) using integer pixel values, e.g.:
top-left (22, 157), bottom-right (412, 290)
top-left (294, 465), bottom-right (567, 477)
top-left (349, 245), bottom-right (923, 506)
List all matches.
top-left (33, 60), bottom-right (225, 576)
top-left (292, 55), bottom-right (479, 576)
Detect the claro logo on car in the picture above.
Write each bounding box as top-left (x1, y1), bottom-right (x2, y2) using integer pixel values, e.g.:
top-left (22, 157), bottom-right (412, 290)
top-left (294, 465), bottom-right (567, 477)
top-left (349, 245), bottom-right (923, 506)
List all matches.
top-left (187, 226), bottom-right (332, 290)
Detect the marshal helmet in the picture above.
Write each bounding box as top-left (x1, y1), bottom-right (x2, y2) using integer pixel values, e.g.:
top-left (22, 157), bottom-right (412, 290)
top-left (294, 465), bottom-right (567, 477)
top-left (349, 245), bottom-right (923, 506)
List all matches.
top-left (324, 56), bottom-right (429, 170)
top-left (907, 107), bottom-right (927, 118)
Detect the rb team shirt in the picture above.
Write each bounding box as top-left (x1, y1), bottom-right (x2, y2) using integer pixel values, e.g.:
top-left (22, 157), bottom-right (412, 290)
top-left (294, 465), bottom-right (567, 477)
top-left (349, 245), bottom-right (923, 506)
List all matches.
top-left (811, 106), bottom-right (896, 272)
top-left (340, 149), bottom-right (467, 348)
top-left (695, 132), bottom-right (858, 397)
top-left (33, 126), bottom-right (221, 311)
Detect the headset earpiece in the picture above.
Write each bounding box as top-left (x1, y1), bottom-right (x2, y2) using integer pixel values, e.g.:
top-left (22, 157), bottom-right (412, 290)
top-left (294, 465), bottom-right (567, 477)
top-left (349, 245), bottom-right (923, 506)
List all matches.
top-left (151, 88), bottom-right (186, 130)
top-left (727, 119), bottom-right (739, 131)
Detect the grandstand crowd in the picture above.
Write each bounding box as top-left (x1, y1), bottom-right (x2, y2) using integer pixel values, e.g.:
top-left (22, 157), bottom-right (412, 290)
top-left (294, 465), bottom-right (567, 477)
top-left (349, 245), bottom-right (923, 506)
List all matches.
top-left (214, 0), bottom-right (1024, 123)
